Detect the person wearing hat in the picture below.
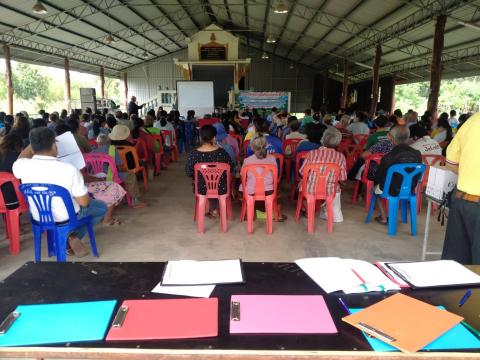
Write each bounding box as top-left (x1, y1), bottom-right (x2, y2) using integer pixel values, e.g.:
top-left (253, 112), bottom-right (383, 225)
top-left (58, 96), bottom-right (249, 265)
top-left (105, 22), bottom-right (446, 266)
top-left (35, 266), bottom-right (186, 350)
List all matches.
top-left (93, 133), bottom-right (147, 209)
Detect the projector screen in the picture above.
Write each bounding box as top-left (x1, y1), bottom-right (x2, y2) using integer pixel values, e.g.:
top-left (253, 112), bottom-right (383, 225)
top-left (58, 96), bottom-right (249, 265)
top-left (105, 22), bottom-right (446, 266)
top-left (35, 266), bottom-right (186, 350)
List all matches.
top-left (176, 81), bottom-right (214, 118)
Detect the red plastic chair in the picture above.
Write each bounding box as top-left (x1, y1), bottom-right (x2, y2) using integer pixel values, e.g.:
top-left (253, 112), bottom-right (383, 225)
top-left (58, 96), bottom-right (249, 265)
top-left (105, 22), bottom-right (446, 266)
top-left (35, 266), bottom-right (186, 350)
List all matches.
top-left (0, 172), bottom-right (28, 255)
top-left (353, 134), bottom-right (368, 148)
top-left (240, 164), bottom-right (278, 234)
top-left (88, 138), bottom-right (98, 148)
top-left (352, 153), bottom-right (385, 211)
top-left (198, 118), bottom-right (221, 128)
top-left (338, 143), bottom-right (363, 172)
top-left (417, 154), bottom-right (446, 213)
top-left (229, 131), bottom-right (243, 158)
top-left (161, 130), bottom-right (178, 162)
top-left (83, 152), bottom-right (133, 207)
top-left (289, 151), bottom-right (310, 201)
top-left (132, 138), bottom-right (148, 164)
top-left (282, 139), bottom-right (303, 185)
top-left (295, 163), bottom-right (340, 234)
top-left (271, 153), bottom-right (284, 182)
top-left (243, 139), bottom-right (250, 158)
top-left (116, 146), bottom-right (149, 191)
top-left (240, 118), bottom-right (249, 130)
top-left (194, 163), bottom-right (232, 233)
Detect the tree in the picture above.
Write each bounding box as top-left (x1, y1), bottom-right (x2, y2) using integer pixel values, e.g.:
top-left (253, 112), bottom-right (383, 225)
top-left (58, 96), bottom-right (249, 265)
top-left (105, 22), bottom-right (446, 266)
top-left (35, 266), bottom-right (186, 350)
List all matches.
top-left (13, 63), bottom-right (49, 100)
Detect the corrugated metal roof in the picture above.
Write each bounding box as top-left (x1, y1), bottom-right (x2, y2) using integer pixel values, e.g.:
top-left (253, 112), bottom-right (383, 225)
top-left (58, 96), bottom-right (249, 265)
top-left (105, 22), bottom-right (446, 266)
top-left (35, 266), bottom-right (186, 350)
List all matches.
top-left (0, 0), bottom-right (479, 82)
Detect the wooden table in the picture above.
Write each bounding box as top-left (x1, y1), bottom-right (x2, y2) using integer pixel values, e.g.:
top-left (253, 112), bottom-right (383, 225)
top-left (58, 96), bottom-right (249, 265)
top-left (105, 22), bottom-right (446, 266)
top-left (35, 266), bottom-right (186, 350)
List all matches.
top-left (0, 261), bottom-right (479, 360)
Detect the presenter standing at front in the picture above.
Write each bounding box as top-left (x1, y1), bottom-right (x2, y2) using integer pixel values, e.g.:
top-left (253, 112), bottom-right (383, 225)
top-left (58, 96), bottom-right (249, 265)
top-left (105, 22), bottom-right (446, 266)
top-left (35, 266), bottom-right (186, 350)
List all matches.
top-left (442, 113), bottom-right (480, 264)
top-left (128, 96), bottom-right (145, 116)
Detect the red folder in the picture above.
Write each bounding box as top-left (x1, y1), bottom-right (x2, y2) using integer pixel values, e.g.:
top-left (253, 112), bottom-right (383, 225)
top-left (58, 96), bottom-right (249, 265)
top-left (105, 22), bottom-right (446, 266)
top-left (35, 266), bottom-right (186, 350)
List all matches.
top-left (106, 298), bottom-right (218, 341)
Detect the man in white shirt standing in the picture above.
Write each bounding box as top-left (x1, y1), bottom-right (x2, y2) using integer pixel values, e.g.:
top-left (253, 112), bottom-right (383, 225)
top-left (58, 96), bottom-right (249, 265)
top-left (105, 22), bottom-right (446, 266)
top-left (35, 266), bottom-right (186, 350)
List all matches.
top-left (409, 124), bottom-right (442, 155)
top-left (13, 127), bottom-right (107, 257)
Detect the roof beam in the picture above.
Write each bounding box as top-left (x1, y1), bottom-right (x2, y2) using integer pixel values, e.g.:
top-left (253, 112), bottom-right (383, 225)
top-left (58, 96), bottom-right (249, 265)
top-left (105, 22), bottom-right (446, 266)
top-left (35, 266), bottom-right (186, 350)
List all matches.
top-left (177, 0), bottom-right (202, 30)
top-left (272, 0), bottom-right (297, 54)
top-left (244, 0), bottom-right (250, 50)
top-left (0, 20), bottom-right (131, 67)
top-left (318, 0), bottom-right (474, 70)
top-left (117, 0), bottom-right (182, 49)
top-left (202, 0), bottom-right (217, 24)
top-left (223, 0), bottom-right (233, 23)
top-left (296, 0), bottom-right (363, 63)
top-left (283, 0), bottom-right (329, 59)
top-left (77, 0), bottom-right (162, 56)
top-left (0, 1), bottom-right (140, 64)
top-left (150, 0), bottom-right (189, 38)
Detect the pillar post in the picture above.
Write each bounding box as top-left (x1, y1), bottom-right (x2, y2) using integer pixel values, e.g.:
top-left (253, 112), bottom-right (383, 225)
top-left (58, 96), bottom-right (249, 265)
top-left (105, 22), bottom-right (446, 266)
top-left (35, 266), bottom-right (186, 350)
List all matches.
top-left (123, 72), bottom-right (128, 110)
top-left (427, 15), bottom-right (447, 121)
top-left (3, 45), bottom-right (14, 115)
top-left (99, 66), bottom-right (105, 98)
top-left (64, 58), bottom-right (71, 113)
top-left (369, 44), bottom-right (382, 118)
top-left (340, 59), bottom-right (349, 109)
top-left (322, 69), bottom-right (329, 106)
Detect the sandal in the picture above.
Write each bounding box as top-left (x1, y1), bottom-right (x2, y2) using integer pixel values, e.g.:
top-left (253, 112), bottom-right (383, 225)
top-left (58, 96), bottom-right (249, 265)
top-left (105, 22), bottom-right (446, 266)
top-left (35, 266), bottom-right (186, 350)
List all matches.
top-left (68, 236), bottom-right (89, 258)
top-left (103, 217), bottom-right (122, 226)
top-left (206, 210), bottom-right (219, 219)
top-left (374, 215), bottom-right (388, 225)
top-left (133, 201), bottom-right (148, 209)
top-left (275, 214), bottom-right (288, 222)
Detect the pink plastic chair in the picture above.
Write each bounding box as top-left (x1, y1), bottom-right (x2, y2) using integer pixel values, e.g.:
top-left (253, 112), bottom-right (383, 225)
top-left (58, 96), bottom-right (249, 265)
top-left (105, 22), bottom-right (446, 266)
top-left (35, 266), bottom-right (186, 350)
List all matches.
top-left (83, 152), bottom-right (133, 206)
top-left (417, 154), bottom-right (446, 213)
top-left (282, 138), bottom-right (302, 184)
top-left (0, 172), bottom-right (29, 254)
top-left (198, 118), bottom-right (221, 127)
top-left (240, 164), bottom-right (278, 234)
top-left (352, 153), bottom-right (385, 211)
top-left (271, 153), bottom-right (284, 182)
top-left (295, 163), bottom-right (340, 234)
top-left (194, 163), bottom-right (232, 233)
top-left (161, 130), bottom-right (178, 162)
top-left (289, 151), bottom-right (310, 201)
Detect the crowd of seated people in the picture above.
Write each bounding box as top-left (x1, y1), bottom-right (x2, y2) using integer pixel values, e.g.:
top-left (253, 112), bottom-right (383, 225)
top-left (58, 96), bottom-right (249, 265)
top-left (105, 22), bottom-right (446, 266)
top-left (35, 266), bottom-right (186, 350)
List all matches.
top-left (0, 98), bottom-right (476, 259)
top-left (0, 100), bottom-right (188, 258)
top-left (183, 103), bottom-right (474, 231)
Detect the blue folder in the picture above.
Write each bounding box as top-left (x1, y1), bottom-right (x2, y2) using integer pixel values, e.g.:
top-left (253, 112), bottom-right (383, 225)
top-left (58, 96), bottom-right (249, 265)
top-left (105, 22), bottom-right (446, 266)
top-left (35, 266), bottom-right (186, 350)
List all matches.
top-left (0, 300), bottom-right (116, 347)
top-left (350, 307), bottom-right (480, 351)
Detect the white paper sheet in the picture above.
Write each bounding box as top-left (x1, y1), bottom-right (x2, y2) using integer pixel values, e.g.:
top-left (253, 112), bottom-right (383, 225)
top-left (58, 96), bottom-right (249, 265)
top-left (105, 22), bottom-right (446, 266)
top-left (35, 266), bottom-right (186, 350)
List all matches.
top-left (56, 132), bottom-right (85, 170)
top-left (387, 260), bottom-right (480, 288)
top-left (161, 259), bottom-right (244, 285)
top-left (151, 283), bottom-right (215, 298)
top-left (295, 257), bottom-right (400, 294)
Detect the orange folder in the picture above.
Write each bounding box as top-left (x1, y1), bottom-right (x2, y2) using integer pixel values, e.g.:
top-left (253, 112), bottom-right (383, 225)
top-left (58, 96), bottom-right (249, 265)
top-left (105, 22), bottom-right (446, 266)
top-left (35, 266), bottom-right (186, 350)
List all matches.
top-left (106, 298), bottom-right (218, 341)
top-left (342, 293), bottom-right (463, 353)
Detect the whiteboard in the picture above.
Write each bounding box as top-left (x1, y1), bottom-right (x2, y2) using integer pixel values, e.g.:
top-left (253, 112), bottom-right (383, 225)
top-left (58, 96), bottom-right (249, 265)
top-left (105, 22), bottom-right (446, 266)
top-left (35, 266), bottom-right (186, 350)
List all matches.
top-left (177, 81), bottom-right (214, 118)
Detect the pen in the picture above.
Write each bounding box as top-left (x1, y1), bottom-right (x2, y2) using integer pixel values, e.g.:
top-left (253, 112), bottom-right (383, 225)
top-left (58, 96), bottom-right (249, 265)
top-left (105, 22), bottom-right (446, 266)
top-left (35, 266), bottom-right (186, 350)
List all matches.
top-left (338, 297), bottom-right (351, 314)
top-left (351, 269), bottom-right (368, 291)
top-left (459, 289), bottom-right (472, 307)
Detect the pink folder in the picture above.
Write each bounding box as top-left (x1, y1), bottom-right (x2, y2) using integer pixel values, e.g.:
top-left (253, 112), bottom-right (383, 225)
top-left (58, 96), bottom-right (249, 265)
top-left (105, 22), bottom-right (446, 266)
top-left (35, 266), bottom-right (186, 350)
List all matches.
top-left (229, 295), bottom-right (337, 334)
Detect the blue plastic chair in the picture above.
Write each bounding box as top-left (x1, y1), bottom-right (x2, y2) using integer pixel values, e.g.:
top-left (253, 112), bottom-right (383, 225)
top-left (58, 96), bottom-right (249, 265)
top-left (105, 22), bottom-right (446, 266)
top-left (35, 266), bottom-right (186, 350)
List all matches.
top-left (365, 163), bottom-right (425, 236)
top-left (20, 183), bottom-right (99, 262)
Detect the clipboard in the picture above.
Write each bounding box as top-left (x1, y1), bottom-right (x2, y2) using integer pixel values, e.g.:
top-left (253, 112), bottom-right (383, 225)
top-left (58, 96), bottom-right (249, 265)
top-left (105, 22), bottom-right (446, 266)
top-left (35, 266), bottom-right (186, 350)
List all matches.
top-left (350, 307), bottom-right (480, 351)
top-left (385, 260), bottom-right (480, 289)
top-left (342, 293), bottom-right (463, 353)
top-left (0, 300), bottom-right (117, 347)
top-left (106, 298), bottom-right (218, 341)
top-left (229, 295), bottom-right (337, 334)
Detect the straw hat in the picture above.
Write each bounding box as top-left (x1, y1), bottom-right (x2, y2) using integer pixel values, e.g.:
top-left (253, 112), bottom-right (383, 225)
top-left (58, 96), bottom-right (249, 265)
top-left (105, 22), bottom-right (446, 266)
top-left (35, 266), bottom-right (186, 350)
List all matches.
top-left (109, 125), bottom-right (130, 141)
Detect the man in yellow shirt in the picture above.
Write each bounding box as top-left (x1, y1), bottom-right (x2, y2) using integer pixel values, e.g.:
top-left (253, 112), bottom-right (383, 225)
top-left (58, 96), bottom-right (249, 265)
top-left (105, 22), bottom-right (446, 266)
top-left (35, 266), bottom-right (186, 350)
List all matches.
top-left (442, 112), bottom-right (480, 264)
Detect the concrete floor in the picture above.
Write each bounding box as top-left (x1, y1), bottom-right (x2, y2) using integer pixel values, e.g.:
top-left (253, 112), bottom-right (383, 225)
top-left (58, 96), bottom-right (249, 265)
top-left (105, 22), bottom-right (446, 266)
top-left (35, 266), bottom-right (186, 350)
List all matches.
top-left (0, 154), bottom-right (445, 281)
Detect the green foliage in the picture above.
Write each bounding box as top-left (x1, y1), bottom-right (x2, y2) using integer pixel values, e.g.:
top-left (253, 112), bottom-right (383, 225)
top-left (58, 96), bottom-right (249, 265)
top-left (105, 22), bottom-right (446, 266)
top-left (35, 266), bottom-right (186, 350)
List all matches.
top-left (13, 63), bottom-right (49, 100)
top-left (396, 76), bottom-right (480, 113)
